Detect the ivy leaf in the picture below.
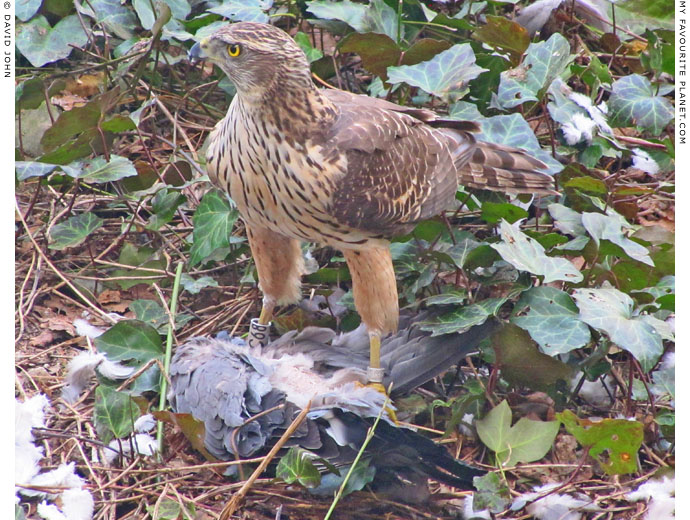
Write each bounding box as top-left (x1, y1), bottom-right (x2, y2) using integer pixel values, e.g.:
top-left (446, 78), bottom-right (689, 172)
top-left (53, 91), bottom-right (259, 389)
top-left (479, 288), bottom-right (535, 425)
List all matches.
top-left (190, 189), bottom-right (241, 266)
top-left (209, 0), bottom-right (273, 23)
top-left (608, 74), bottom-right (674, 135)
top-left (180, 274), bottom-right (219, 295)
top-left (572, 287), bottom-right (664, 372)
top-left (16, 15), bottom-right (89, 67)
top-left (63, 155), bottom-right (138, 184)
top-left (146, 188), bottom-right (185, 230)
top-left (94, 386), bottom-right (142, 444)
top-left (276, 448), bottom-right (322, 488)
top-left (294, 32), bottom-right (323, 63)
top-left (40, 100), bottom-right (101, 151)
top-left (493, 323), bottom-right (574, 390)
top-left (15, 162), bottom-right (58, 181)
top-left (419, 297), bottom-right (505, 336)
top-left (497, 32), bottom-right (572, 108)
top-left (549, 203), bottom-right (587, 236)
top-left (490, 220), bottom-right (583, 283)
top-left (581, 212), bottom-right (654, 266)
top-left (387, 44), bottom-right (487, 103)
top-left (16, 0), bottom-right (43, 22)
top-left (307, 0), bottom-right (397, 39)
top-left (95, 320), bottom-right (163, 363)
top-left (77, 0), bottom-right (139, 40)
top-left (480, 202), bottom-right (528, 224)
top-left (473, 472), bottom-right (511, 513)
top-left (558, 410), bottom-right (643, 475)
top-left (48, 213), bottom-right (103, 250)
top-left (512, 286), bottom-right (591, 355)
top-left (472, 15), bottom-right (530, 66)
top-left (476, 400), bottom-right (560, 466)
top-left (112, 243), bottom-right (166, 290)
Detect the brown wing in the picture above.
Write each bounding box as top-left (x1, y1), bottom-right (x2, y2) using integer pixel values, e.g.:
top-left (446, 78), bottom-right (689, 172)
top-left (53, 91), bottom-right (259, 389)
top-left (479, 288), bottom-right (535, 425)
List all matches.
top-left (320, 90), bottom-right (464, 236)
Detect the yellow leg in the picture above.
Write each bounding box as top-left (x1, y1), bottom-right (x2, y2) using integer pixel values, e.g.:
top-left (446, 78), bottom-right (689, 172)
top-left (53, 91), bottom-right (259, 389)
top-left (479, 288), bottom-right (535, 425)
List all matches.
top-left (258, 300), bottom-right (274, 325)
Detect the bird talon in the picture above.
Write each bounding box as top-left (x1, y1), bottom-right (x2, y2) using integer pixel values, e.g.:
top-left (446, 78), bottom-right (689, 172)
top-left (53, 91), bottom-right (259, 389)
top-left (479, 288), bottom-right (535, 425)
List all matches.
top-left (355, 380), bottom-right (398, 423)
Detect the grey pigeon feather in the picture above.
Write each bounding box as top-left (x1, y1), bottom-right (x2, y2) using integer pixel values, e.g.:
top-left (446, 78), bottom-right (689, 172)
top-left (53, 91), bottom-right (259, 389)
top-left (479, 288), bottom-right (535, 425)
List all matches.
top-left (168, 316), bottom-right (495, 499)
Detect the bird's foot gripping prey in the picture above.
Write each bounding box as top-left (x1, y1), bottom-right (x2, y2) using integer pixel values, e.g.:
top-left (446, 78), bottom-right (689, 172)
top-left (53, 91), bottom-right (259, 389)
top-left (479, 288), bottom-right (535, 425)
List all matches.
top-left (168, 317), bottom-right (496, 501)
top-left (189, 22), bottom-right (557, 384)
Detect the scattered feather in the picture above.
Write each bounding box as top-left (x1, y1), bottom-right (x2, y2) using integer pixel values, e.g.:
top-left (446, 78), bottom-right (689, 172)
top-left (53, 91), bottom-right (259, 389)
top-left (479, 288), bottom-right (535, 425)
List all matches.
top-left (626, 475), bottom-right (675, 520)
top-left (515, 483), bottom-right (598, 520)
top-left (73, 318), bottom-right (105, 339)
top-left (105, 433), bottom-right (159, 464)
top-left (572, 375), bottom-right (614, 406)
top-left (134, 414), bottom-right (156, 433)
top-left (562, 113), bottom-right (597, 145)
top-left (15, 395), bottom-right (49, 487)
top-left (632, 149), bottom-right (660, 175)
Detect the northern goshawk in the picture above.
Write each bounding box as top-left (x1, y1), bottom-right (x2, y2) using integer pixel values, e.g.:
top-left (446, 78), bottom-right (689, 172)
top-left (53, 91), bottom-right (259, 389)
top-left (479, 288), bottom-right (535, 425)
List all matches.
top-left (189, 22), bottom-right (556, 386)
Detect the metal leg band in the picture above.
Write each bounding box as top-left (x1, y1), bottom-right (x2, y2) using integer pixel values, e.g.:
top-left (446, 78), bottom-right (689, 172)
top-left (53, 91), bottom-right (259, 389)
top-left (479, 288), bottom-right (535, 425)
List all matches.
top-left (248, 318), bottom-right (271, 348)
top-left (367, 367), bottom-right (385, 384)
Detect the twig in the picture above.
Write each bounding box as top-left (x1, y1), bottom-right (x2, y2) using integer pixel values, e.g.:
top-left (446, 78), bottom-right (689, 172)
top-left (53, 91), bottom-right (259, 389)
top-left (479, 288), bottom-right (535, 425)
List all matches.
top-left (218, 402), bottom-right (311, 520)
top-left (15, 198), bottom-right (117, 325)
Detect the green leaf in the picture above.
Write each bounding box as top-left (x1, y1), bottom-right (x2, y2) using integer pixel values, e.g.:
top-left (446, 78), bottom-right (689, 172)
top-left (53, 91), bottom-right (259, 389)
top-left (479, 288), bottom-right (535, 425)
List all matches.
top-left (190, 190), bottom-right (240, 266)
top-left (444, 237), bottom-right (482, 268)
top-left (473, 472), bottom-right (511, 513)
top-left (16, 15), bottom-right (89, 67)
top-left (146, 188), bottom-right (185, 230)
top-left (558, 410), bottom-right (643, 475)
top-left (48, 213), bottom-right (103, 250)
top-left (307, 0), bottom-right (397, 39)
top-left (101, 115), bottom-right (137, 133)
top-left (387, 44), bottom-right (487, 103)
top-left (548, 203), bottom-right (586, 236)
top-left (572, 287), bottom-right (664, 371)
top-left (608, 74), bottom-right (674, 135)
top-left (419, 297), bottom-right (505, 336)
top-left (581, 212), bottom-right (654, 266)
top-left (180, 274), bottom-right (219, 294)
top-left (146, 499), bottom-right (195, 520)
top-left (40, 101), bottom-right (101, 151)
top-left (94, 320), bottom-right (163, 363)
top-left (472, 15), bottom-right (530, 66)
top-left (512, 287), bottom-right (591, 355)
top-left (130, 300), bottom-right (171, 331)
top-left (94, 385), bottom-right (142, 443)
top-left (64, 155), bottom-right (139, 184)
top-left (497, 33), bottom-right (572, 108)
top-left (476, 400), bottom-right (560, 466)
top-left (493, 323), bottom-right (574, 390)
top-left (564, 177), bottom-right (608, 195)
top-left (294, 32), bottom-right (323, 63)
top-left (16, 0), bottom-right (43, 21)
top-left (209, 0), bottom-right (273, 23)
top-left (112, 243), bottom-right (166, 290)
top-left (425, 290), bottom-right (467, 306)
top-left (339, 32), bottom-right (400, 79)
top-left (480, 202), bottom-right (528, 224)
top-left (490, 220), bottom-right (583, 283)
top-left (276, 448), bottom-right (322, 488)
top-left (15, 162), bottom-right (58, 181)
top-left (77, 0), bottom-right (138, 40)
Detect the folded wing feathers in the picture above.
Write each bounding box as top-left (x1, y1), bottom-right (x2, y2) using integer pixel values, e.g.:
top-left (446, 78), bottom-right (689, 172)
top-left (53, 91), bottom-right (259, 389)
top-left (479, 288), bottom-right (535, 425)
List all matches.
top-left (168, 319), bottom-right (490, 489)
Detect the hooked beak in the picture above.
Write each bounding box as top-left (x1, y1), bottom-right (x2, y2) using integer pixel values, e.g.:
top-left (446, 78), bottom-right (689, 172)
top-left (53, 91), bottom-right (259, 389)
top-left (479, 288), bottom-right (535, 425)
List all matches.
top-left (189, 40), bottom-right (207, 64)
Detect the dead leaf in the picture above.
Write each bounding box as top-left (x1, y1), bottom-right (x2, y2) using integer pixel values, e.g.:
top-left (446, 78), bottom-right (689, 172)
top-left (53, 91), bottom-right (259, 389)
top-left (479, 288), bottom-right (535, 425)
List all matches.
top-left (98, 289), bottom-right (122, 304)
top-left (30, 330), bottom-right (55, 347)
top-left (51, 91), bottom-right (88, 111)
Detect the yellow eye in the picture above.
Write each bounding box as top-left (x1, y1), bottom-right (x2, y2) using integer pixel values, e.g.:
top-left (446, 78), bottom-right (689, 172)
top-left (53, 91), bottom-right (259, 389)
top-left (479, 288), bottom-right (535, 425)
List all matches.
top-left (227, 44), bottom-right (241, 57)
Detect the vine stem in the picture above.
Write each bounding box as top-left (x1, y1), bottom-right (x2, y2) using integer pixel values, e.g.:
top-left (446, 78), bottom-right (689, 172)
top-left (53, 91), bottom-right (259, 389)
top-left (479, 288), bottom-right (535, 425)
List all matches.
top-left (156, 261), bottom-right (184, 453)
